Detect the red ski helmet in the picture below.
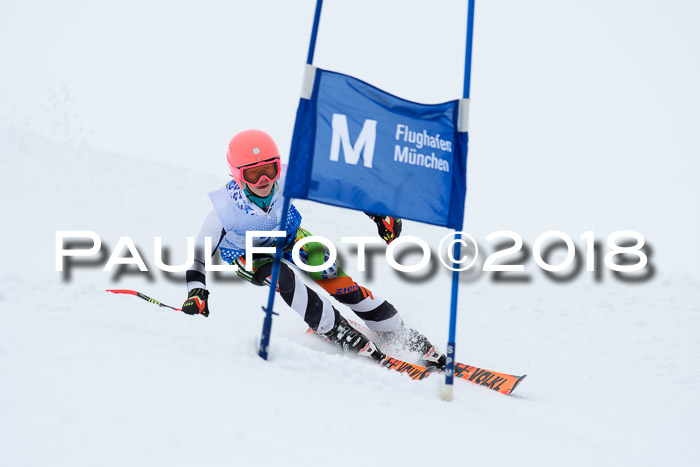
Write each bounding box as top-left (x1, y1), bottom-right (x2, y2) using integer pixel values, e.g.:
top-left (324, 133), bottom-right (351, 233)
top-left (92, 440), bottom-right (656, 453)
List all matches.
top-left (226, 129), bottom-right (281, 188)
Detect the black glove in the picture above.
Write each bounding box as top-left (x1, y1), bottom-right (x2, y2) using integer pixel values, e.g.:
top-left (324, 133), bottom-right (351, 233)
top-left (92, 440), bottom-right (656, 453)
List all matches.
top-left (182, 288), bottom-right (210, 317)
top-left (366, 213), bottom-right (402, 244)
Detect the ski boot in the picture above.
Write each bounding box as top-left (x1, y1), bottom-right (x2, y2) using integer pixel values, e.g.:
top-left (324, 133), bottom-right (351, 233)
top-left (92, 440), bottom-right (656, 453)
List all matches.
top-left (420, 345), bottom-right (447, 370)
top-left (376, 324), bottom-right (446, 370)
top-left (322, 310), bottom-right (385, 363)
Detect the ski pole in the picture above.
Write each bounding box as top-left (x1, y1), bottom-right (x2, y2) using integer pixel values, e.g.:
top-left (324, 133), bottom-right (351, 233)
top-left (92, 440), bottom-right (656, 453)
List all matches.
top-left (106, 289), bottom-right (182, 312)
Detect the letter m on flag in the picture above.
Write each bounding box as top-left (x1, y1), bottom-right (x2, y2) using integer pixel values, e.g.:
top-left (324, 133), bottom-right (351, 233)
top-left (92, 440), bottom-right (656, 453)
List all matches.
top-left (329, 114), bottom-right (377, 168)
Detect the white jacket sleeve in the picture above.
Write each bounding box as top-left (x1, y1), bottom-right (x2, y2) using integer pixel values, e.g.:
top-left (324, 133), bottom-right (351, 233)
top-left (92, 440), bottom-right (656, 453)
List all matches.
top-left (185, 209), bottom-right (226, 291)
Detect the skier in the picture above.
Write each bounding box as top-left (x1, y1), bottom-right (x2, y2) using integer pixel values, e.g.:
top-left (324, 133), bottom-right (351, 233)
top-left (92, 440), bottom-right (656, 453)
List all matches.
top-left (182, 129), bottom-right (446, 368)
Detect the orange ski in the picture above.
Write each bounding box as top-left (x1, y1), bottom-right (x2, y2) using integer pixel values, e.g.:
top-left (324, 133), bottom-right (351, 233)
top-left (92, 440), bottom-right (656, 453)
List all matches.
top-left (306, 326), bottom-right (526, 395)
top-left (379, 357), bottom-right (436, 380)
top-left (452, 362), bottom-right (526, 395)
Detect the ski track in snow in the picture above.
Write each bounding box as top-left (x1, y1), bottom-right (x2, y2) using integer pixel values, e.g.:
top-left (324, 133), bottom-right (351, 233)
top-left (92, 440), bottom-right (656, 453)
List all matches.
top-left (2, 126), bottom-right (700, 466)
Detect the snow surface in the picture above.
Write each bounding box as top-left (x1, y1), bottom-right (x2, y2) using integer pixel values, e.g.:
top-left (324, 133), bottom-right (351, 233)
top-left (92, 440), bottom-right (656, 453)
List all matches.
top-left (2, 1), bottom-right (700, 466)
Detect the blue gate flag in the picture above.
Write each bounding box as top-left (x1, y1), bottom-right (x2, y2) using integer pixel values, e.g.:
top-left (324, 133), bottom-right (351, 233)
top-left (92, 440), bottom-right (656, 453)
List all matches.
top-left (285, 66), bottom-right (469, 230)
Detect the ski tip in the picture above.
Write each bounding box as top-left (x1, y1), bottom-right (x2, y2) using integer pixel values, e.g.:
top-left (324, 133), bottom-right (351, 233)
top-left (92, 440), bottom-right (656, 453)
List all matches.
top-left (508, 374), bottom-right (527, 395)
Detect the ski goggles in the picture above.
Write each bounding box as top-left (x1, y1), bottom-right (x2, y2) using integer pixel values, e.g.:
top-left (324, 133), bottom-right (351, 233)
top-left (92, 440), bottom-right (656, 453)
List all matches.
top-left (232, 158), bottom-right (281, 187)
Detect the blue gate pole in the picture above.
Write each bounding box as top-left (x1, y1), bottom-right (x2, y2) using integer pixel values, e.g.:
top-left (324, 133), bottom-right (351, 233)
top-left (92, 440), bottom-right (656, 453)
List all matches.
top-left (258, 0), bottom-right (324, 360)
top-left (443, 236), bottom-right (462, 400)
top-left (306, 0), bottom-right (324, 65)
top-left (443, 0), bottom-right (475, 400)
top-left (463, 0), bottom-right (476, 100)
top-left (258, 198), bottom-right (290, 360)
